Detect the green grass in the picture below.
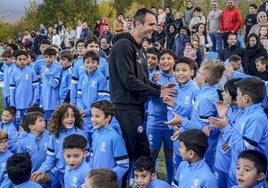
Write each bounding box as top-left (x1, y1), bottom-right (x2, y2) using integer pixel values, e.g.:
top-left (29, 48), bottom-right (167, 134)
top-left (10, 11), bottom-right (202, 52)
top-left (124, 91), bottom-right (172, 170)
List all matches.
top-left (157, 147), bottom-right (168, 181)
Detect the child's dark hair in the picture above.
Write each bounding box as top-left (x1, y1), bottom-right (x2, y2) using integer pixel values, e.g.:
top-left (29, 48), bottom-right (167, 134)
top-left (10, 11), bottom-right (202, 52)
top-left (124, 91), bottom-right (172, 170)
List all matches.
top-left (134, 156), bottom-right (155, 173)
top-left (229, 54), bottom-right (241, 62)
top-left (175, 56), bottom-right (198, 71)
top-left (6, 43), bottom-right (19, 53)
top-left (26, 106), bottom-right (45, 114)
top-left (20, 112), bottom-right (44, 133)
top-left (146, 47), bottom-right (159, 56)
top-left (224, 78), bottom-right (242, 102)
top-left (179, 129), bottom-right (208, 159)
top-left (235, 77), bottom-right (266, 104)
top-left (48, 103), bottom-right (84, 137)
top-left (255, 56), bottom-right (268, 69)
top-left (84, 35), bottom-right (100, 47)
top-left (1, 50), bottom-right (13, 58)
top-left (0, 129), bottom-right (8, 140)
top-left (44, 47), bottom-right (57, 56)
top-left (200, 60), bottom-right (225, 85)
top-left (238, 150), bottom-right (267, 175)
top-left (26, 49), bottom-right (36, 62)
top-left (40, 39), bottom-right (51, 45)
top-left (158, 49), bottom-right (177, 61)
top-left (63, 134), bottom-right (87, 150)
top-left (13, 50), bottom-right (28, 59)
top-left (60, 49), bottom-right (74, 62)
top-left (83, 50), bottom-right (100, 64)
top-left (7, 153), bottom-right (32, 185)
top-left (86, 168), bottom-right (118, 188)
top-left (3, 106), bottom-right (16, 116)
top-left (91, 100), bottom-right (114, 122)
top-left (75, 38), bottom-right (85, 48)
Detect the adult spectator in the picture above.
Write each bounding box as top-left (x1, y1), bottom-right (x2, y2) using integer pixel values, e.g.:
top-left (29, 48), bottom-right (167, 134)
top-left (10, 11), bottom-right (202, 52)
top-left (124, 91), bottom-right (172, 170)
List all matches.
top-left (51, 28), bottom-right (61, 49)
top-left (165, 7), bottom-right (174, 32)
top-left (93, 18), bottom-right (101, 38)
top-left (32, 31), bottom-right (44, 56)
top-left (157, 8), bottom-right (166, 26)
top-left (99, 17), bottom-right (112, 37)
top-left (243, 33), bottom-right (268, 76)
top-left (172, 26), bottom-right (191, 56)
top-left (100, 25), bottom-right (114, 44)
top-left (182, 0), bottom-right (194, 31)
top-left (220, 0), bottom-right (242, 48)
top-left (218, 33), bottom-right (244, 62)
top-left (248, 11), bottom-right (268, 38)
top-left (39, 24), bottom-right (48, 38)
top-left (109, 7), bottom-right (176, 171)
top-left (80, 22), bottom-right (90, 39)
top-left (244, 4), bottom-right (258, 41)
top-left (75, 20), bottom-right (83, 40)
top-left (196, 23), bottom-right (212, 55)
top-left (152, 24), bottom-right (166, 45)
top-left (113, 14), bottom-right (124, 34)
top-left (165, 24), bottom-right (177, 50)
top-left (64, 27), bottom-right (76, 49)
top-left (189, 7), bottom-right (206, 34)
top-left (173, 11), bottom-right (183, 33)
top-left (100, 38), bottom-right (111, 56)
top-left (206, 0), bottom-right (222, 52)
top-left (258, 1), bottom-right (268, 16)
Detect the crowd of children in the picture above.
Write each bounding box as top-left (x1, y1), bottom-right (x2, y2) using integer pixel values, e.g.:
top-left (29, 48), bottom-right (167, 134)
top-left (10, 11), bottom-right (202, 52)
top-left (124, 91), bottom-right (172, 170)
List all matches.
top-left (1, 3), bottom-right (268, 188)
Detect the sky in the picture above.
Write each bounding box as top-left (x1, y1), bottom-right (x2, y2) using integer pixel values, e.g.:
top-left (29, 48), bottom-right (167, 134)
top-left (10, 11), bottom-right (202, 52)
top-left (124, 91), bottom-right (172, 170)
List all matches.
top-left (0, 0), bottom-right (43, 23)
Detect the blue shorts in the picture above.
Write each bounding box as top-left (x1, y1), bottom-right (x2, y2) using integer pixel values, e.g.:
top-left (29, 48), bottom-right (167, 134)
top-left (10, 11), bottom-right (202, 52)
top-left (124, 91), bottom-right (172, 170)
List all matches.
top-left (147, 128), bottom-right (173, 151)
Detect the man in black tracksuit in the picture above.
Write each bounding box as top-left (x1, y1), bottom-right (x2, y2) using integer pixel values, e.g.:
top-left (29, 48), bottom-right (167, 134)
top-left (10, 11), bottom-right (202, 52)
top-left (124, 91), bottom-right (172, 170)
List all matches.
top-left (109, 8), bottom-right (176, 184)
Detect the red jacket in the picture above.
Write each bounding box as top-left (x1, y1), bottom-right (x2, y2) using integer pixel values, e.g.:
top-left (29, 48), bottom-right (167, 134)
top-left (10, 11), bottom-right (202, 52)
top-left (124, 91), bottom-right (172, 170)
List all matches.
top-left (220, 7), bottom-right (242, 33)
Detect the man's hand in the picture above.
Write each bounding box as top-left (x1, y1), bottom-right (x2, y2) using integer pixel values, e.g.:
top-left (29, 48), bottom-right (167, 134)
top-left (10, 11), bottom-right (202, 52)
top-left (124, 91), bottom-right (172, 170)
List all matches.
top-left (163, 96), bottom-right (175, 106)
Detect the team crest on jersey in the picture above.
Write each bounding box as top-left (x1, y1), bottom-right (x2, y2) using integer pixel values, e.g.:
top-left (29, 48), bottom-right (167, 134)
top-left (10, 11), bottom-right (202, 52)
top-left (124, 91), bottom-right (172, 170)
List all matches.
top-left (192, 179), bottom-right (199, 188)
top-left (25, 74), bottom-right (29, 80)
top-left (137, 125), bottom-right (144, 133)
top-left (100, 142), bottom-right (106, 152)
top-left (1, 162), bottom-right (6, 171)
top-left (91, 80), bottom-right (96, 88)
top-left (70, 176), bottom-right (78, 187)
top-left (239, 123), bottom-right (245, 134)
top-left (184, 96), bottom-right (190, 105)
top-left (43, 143), bottom-right (48, 150)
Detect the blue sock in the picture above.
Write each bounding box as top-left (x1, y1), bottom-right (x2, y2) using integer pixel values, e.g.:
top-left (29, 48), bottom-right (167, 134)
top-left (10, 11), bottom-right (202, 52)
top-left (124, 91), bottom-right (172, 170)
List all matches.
top-left (165, 154), bottom-right (174, 184)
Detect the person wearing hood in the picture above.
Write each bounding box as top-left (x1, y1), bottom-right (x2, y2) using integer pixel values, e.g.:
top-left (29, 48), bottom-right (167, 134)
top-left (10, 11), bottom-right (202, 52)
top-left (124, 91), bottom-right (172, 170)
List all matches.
top-left (243, 33), bottom-right (268, 76)
top-left (248, 11), bottom-right (268, 38)
top-left (109, 8), bottom-right (177, 186)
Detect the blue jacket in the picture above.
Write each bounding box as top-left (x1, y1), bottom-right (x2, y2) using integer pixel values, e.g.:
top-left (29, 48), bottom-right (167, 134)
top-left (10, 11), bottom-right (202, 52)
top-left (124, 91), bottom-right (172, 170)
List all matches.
top-left (13, 132), bottom-right (49, 172)
top-left (172, 33), bottom-right (191, 56)
top-left (0, 150), bottom-right (12, 185)
top-left (0, 121), bottom-right (18, 151)
top-left (147, 179), bottom-right (171, 188)
top-left (10, 66), bottom-right (40, 109)
top-left (59, 66), bottom-right (72, 103)
top-left (147, 70), bottom-right (176, 129)
top-left (40, 62), bottom-right (62, 110)
top-left (221, 104), bottom-right (268, 186)
top-left (174, 159), bottom-right (217, 187)
top-left (64, 160), bottom-right (90, 188)
top-left (39, 126), bottom-right (86, 173)
top-left (0, 63), bottom-right (16, 98)
top-left (89, 126), bottom-right (129, 187)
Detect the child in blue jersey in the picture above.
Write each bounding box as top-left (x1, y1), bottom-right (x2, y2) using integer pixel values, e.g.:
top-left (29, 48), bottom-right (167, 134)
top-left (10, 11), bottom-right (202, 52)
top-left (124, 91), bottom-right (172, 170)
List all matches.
top-left (146, 49), bottom-right (177, 184)
top-left (85, 36), bottom-right (109, 79)
top-left (70, 38), bottom-right (86, 105)
top-left (0, 50), bottom-right (16, 107)
top-left (31, 103), bottom-right (86, 187)
top-left (232, 150), bottom-right (267, 188)
top-left (209, 77), bottom-right (268, 187)
top-left (163, 56), bottom-right (199, 171)
top-left (83, 169), bottom-right (118, 188)
top-left (13, 111), bottom-right (48, 172)
top-left (212, 78), bottom-right (242, 188)
top-left (90, 100), bottom-right (129, 188)
top-left (77, 50), bottom-right (109, 143)
top-left (166, 60), bottom-right (225, 168)
top-left (63, 134), bottom-right (89, 188)
top-left (10, 50), bottom-right (40, 129)
top-left (25, 49), bottom-right (36, 68)
top-left (0, 106), bottom-right (17, 151)
top-left (59, 50), bottom-right (73, 103)
top-left (7, 153), bottom-right (42, 188)
top-left (33, 39), bottom-right (51, 79)
top-left (173, 129), bottom-right (217, 187)
top-left (0, 130), bottom-right (12, 186)
top-left (134, 156), bottom-right (171, 188)
top-left (146, 48), bottom-right (159, 75)
top-left (40, 47), bottom-right (62, 122)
